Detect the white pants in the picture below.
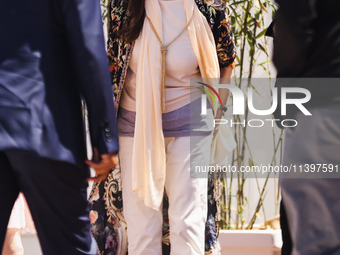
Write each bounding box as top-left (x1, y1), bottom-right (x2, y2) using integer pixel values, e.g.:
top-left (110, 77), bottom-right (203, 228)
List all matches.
top-left (119, 136), bottom-right (211, 255)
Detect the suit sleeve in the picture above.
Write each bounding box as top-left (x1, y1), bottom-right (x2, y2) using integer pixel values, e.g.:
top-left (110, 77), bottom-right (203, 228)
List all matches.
top-left (273, 0), bottom-right (318, 77)
top-left (59, 0), bottom-right (119, 155)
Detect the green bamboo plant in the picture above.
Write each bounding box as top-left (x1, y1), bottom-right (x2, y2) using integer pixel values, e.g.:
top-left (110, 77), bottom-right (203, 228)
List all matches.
top-left (219, 0), bottom-right (283, 230)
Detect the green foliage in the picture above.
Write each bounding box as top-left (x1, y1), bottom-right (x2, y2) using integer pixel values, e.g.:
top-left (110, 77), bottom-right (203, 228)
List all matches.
top-left (219, 0), bottom-right (282, 230)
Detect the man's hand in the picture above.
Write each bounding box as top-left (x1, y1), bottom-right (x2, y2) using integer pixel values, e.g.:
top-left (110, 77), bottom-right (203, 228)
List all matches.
top-left (86, 148), bottom-right (118, 182)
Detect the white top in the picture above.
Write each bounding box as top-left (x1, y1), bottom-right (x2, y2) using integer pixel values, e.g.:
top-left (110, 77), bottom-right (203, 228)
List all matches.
top-left (120, 0), bottom-right (202, 113)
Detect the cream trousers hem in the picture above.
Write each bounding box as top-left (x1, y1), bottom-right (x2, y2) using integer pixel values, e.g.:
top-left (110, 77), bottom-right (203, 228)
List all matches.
top-left (119, 135), bottom-right (211, 255)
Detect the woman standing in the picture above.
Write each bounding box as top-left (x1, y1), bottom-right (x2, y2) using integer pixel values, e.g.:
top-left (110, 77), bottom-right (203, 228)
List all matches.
top-left (90, 0), bottom-right (235, 254)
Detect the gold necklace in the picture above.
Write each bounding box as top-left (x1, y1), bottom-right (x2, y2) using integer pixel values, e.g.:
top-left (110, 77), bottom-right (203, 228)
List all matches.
top-left (146, 7), bottom-right (194, 112)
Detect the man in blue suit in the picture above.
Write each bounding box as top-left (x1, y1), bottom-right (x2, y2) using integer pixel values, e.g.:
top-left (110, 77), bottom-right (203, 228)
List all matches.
top-left (273, 0), bottom-right (340, 254)
top-left (0, 0), bottom-right (119, 254)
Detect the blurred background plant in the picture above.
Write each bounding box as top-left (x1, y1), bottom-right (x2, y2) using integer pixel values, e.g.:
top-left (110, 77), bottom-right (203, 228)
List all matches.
top-left (218, 0), bottom-right (283, 230)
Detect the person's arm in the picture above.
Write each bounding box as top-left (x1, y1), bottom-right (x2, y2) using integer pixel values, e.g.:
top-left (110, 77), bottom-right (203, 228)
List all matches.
top-left (212, 4), bottom-right (236, 134)
top-left (213, 67), bottom-right (233, 136)
top-left (216, 66), bottom-right (233, 117)
top-left (58, 0), bottom-right (119, 176)
top-left (273, 0), bottom-right (318, 77)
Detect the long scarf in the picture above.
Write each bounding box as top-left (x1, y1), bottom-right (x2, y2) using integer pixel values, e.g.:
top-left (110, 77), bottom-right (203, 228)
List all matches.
top-left (132, 0), bottom-right (220, 210)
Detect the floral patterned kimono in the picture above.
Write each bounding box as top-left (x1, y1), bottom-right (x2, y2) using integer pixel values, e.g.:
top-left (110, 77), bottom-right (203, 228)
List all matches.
top-left (89, 0), bottom-right (236, 254)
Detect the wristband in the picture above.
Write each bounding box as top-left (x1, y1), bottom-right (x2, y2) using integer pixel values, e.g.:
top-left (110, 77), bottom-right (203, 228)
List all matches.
top-left (219, 105), bottom-right (228, 112)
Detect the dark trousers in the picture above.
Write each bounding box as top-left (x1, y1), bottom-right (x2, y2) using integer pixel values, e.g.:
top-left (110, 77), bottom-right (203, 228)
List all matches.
top-left (280, 200), bottom-right (292, 255)
top-left (0, 150), bottom-right (96, 255)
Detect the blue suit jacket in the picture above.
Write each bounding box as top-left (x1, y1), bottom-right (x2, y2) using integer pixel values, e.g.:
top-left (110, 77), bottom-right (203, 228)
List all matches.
top-left (0, 0), bottom-right (119, 167)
